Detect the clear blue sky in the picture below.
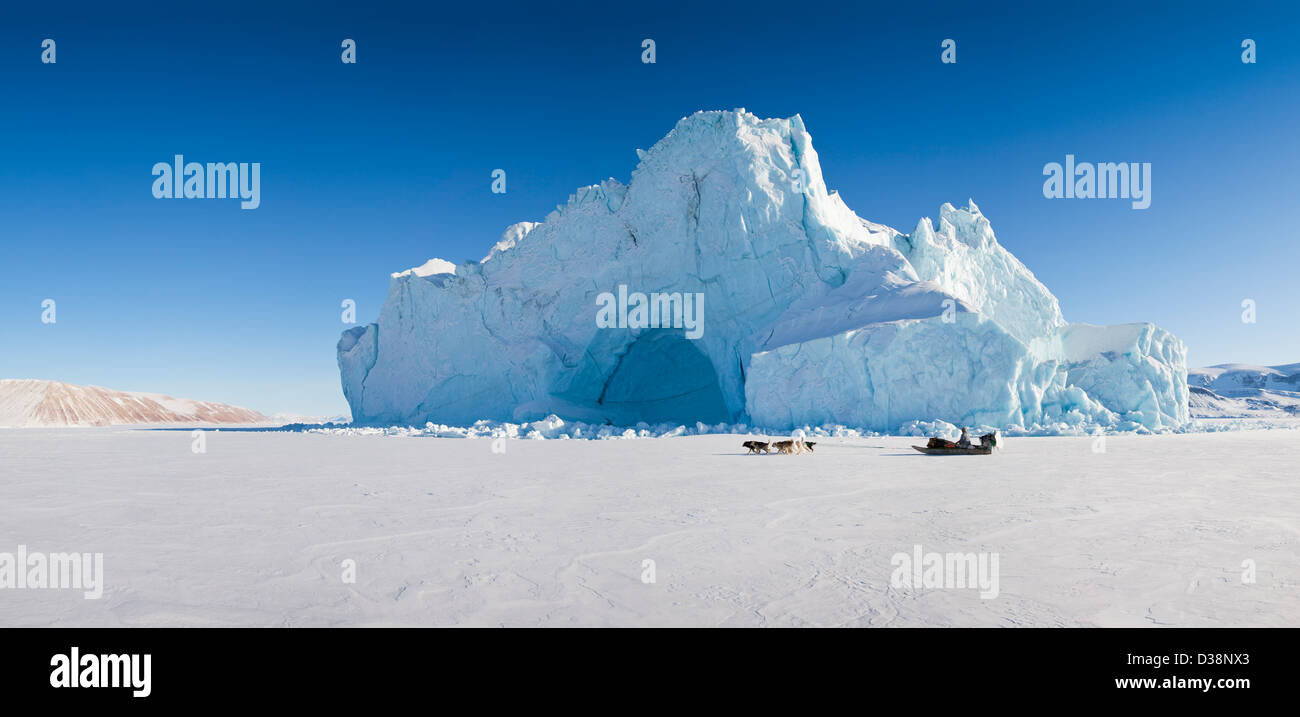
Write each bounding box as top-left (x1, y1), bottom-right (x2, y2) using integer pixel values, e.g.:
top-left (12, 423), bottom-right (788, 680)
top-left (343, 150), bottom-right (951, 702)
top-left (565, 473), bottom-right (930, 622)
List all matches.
top-left (1, 0), bottom-right (1296, 416)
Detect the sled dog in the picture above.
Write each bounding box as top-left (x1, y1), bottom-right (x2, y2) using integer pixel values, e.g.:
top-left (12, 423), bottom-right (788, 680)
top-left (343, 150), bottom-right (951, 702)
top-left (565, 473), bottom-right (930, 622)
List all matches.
top-left (774, 439), bottom-right (810, 455)
top-left (742, 440), bottom-right (771, 454)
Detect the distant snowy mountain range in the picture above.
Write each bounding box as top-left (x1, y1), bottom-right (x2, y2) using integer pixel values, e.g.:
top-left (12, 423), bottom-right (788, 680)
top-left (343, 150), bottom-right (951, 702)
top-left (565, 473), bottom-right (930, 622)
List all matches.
top-left (1187, 364), bottom-right (1300, 418)
top-left (0, 379), bottom-right (270, 428)
top-left (269, 412), bottom-right (353, 426)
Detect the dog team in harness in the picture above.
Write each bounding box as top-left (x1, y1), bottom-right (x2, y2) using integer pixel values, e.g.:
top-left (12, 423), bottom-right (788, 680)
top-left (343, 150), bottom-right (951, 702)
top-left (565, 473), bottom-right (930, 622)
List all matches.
top-left (742, 439), bottom-right (815, 455)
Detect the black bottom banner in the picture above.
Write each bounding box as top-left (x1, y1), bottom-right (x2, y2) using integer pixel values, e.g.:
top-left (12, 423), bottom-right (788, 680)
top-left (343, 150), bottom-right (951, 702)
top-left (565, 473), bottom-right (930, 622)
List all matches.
top-left (0, 627), bottom-right (1289, 707)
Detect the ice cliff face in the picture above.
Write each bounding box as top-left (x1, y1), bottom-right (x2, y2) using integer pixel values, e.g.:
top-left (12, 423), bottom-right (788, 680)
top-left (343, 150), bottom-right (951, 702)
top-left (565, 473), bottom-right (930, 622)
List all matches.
top-left (339, 109), bottom-right (1188, 432)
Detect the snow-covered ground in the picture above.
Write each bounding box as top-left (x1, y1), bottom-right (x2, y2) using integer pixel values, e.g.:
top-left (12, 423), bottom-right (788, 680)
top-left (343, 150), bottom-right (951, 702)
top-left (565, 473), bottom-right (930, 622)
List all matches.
top-left (1, 428), bottom-right (1296, 627)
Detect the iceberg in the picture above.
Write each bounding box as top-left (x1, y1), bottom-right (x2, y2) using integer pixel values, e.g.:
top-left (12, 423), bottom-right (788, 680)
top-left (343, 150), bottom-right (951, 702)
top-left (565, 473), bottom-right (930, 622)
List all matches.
top-left (339, 110), bottom-right (1188, 432)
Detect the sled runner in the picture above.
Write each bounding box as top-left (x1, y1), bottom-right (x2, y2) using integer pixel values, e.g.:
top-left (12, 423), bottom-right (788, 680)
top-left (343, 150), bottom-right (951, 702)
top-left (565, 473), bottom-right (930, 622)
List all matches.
top-left (911, 445), bottom-right (993, 455)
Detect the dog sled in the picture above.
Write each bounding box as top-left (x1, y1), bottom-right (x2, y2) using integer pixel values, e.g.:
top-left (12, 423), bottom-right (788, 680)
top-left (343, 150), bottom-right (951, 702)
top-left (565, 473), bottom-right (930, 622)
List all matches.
top-left (911, 433), bottom-right (997, 455)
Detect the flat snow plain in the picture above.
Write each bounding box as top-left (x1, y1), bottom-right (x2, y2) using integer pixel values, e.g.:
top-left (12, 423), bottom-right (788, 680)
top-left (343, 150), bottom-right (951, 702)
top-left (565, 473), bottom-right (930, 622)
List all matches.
top-left (1, 427), bottom-right (1297, 627)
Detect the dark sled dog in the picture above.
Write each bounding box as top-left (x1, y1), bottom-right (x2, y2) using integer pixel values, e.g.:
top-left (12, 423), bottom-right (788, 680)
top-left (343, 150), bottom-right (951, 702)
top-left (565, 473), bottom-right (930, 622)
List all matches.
top-left (742, 440), bottom-right (771, 454)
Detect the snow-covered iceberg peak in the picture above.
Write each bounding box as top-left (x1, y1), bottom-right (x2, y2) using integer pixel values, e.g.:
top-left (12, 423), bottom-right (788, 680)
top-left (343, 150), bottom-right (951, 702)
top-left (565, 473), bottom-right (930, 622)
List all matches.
top-left (393, 258), bottom-right (456, 279)
top-left (339, 110), bottom-right (1187, 433)
top-left (897, 201), bottom-right (1065, 347)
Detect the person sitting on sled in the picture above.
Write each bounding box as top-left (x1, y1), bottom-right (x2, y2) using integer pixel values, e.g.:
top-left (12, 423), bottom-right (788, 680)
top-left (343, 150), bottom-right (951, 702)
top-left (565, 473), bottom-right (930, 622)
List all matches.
top-left (956, 427), bottom-right (971, 448)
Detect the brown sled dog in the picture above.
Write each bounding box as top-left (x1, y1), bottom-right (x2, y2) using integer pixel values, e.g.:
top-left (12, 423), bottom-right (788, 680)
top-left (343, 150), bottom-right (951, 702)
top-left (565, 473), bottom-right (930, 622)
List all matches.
top-left (773, 439), bottom-right (812, 455)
